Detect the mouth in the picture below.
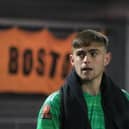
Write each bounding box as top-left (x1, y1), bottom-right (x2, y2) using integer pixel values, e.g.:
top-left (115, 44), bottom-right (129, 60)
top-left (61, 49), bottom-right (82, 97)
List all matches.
top-left (81, 67), bottom-right (93, 72)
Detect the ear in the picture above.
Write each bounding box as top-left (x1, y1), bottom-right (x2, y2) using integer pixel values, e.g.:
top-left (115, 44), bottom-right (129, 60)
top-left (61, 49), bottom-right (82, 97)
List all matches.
top-left (70, 54), bottom-right (74, 66)
top-left (104, 52), bottom-right (112, 66)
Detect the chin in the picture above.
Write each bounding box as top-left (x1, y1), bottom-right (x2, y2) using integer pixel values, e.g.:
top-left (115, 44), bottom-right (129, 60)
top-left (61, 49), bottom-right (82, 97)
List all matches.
top-left (81, 76), bottom-right (92, 81)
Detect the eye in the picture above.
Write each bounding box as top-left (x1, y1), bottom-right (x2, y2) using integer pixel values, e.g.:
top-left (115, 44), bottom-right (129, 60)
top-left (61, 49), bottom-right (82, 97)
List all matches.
top-left (77, 51), bottom-right (85, 59)
top-left (90, 51), bottom-right (98, 57)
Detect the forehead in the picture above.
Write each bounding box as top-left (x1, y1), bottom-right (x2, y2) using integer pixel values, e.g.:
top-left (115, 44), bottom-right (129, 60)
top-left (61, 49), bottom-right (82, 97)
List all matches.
top-left (72, 42), bottom-right (106, 52)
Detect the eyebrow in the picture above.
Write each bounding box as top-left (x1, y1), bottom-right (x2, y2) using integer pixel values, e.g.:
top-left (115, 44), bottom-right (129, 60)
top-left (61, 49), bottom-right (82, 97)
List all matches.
top-left (76, 48), bottom-right (100, 53)
top-left (88, 49), bottom-right (100, 52)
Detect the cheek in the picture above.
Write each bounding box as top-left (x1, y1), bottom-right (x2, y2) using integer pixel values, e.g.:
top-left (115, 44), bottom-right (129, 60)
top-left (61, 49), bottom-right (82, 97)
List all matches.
top-left (72, 60), bottom-right (80, 66)
top-left (95, 57), bottom-right (105, 67)
top-left (73, 60), bottom-right (82, 70)
top-left (71, 56), bottom-right (81, 66)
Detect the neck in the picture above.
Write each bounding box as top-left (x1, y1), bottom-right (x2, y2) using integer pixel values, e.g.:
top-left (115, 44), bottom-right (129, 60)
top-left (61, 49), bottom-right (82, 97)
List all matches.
top-left (82, 76), bottom-right (102, 95)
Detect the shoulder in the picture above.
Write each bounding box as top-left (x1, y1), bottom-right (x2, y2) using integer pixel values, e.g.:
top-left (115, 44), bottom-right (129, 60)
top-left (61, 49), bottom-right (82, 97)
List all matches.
top-left (37, 91), bottom-right (61, 129)
top-left (44, 90), bottom-right (61, 106)
top-left (39, 90), bottom-right (61, 116)
top-left (121, 89), bottom-right (129, 100)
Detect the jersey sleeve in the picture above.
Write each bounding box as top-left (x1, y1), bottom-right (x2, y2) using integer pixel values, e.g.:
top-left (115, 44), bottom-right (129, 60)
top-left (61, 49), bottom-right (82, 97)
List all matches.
top-left (36, 91), bottom-right (60, 129)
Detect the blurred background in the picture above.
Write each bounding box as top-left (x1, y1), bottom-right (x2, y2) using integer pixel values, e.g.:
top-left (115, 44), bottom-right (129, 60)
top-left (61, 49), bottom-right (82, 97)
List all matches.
top-left (0, 0), bottom-right (129, 129)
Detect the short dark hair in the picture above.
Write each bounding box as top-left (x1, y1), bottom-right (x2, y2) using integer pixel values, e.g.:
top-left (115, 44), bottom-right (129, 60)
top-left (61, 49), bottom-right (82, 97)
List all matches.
top-left (72, 29), bottom-right (109, 51)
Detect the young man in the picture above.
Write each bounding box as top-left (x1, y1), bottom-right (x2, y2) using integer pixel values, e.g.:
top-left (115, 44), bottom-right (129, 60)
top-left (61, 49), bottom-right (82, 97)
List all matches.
top-left (36, 29), bottom-right (129, 129)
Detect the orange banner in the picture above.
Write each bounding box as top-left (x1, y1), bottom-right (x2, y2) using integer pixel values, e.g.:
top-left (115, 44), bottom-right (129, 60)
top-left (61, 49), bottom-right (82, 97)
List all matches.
top-left (0, 28), bottom-right (76, 94)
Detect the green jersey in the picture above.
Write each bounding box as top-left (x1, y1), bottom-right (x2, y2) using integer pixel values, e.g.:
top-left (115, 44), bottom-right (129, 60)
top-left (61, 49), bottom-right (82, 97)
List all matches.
top-left (36, 89), bottom-right (129, 129)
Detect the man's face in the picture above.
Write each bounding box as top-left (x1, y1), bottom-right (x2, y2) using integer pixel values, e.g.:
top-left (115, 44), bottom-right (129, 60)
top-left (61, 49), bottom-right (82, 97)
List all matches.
top-left (70, 42), bottom-right (111, 81)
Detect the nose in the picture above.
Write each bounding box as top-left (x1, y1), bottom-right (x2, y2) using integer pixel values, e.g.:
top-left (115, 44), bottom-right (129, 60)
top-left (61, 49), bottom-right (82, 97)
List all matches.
top-left (83, 55), bottom-right (90, 63)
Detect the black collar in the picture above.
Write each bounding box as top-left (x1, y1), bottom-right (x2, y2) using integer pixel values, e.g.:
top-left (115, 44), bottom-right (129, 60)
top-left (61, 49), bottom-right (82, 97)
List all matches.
top-left (60, 69), bottom-right (129, 129)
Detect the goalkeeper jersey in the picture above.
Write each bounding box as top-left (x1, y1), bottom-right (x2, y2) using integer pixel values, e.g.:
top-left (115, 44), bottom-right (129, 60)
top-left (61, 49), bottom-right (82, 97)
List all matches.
top-left (36, 89), bottom-right (129, 129)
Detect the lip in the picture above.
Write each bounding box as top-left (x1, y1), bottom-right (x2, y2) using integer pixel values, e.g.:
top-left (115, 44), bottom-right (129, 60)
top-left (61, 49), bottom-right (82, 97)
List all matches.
top-left (81, 67), bottom-right (93, 71)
